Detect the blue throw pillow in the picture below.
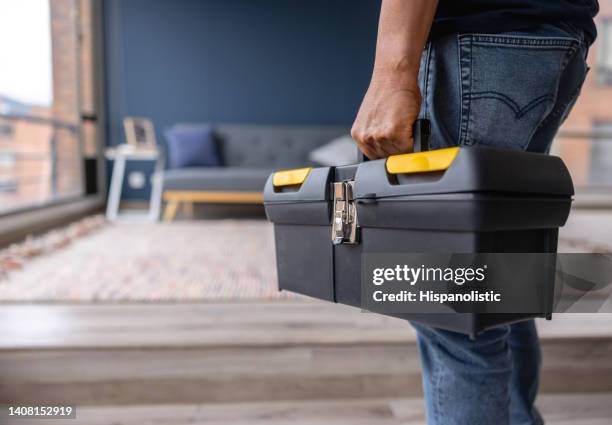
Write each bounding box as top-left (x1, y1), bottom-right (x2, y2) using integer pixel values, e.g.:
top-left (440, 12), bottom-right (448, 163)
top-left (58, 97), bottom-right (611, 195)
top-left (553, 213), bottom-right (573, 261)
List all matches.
top-left (164, 125), bottom-right (221, 168)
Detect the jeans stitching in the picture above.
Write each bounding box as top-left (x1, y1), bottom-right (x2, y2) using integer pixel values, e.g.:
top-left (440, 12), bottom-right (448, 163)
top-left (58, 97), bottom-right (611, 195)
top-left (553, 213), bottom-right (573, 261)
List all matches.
top-left (456, 35), bottom-right (463, 145)
top-left (559, 44), bottom-right (579, 73)
top-left (435, 362), bottom-right (442, 424)
top-left (458, 32), bottom-right (581, 149)
top-left (538, 77), bottom-right (584, 129)
top-left (458, 35), bottom-right (465, 144)
top-left (458, 35), bottom-right (473, 145)
top-left (472, 43), bottom-right (577, 50)
top-left (459, 33), bottom-right (579, 47)
top-left (432, 336), bottom-right (443, 424)
top-left (467, 36), bottom-right (474, 145)
top-left (470, 92), bottom-right (556, 118)
top-left (537, 46), bottom-right (585, 130)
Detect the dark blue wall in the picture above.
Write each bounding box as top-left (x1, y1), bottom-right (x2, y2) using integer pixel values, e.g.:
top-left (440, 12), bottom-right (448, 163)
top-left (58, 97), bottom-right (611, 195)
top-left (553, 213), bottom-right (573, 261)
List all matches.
top-left (104, 0), bottom-right (380, 198)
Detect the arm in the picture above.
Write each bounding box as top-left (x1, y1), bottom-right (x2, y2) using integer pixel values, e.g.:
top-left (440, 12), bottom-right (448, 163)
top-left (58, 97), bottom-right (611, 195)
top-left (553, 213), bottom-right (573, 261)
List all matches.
top-left (351, 0), bottom-right (438, 159)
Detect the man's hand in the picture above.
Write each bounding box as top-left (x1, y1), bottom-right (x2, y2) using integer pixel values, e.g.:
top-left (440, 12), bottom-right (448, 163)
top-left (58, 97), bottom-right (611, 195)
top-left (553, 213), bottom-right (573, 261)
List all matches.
top-left (351, 80), bottom-right (422, 159)
top-left (352, 0), bottom-right (438, 159)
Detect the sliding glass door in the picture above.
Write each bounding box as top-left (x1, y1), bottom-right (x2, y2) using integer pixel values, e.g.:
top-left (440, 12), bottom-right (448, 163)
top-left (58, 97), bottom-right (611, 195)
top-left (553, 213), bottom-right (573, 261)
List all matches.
top-left (0, 0), bottom-right (101, 215)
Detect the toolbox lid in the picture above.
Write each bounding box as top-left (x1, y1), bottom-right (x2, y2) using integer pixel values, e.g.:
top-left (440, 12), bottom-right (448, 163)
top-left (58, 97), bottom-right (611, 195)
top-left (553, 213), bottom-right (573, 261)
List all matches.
top-left (355, 146), bottom-right (574, 199)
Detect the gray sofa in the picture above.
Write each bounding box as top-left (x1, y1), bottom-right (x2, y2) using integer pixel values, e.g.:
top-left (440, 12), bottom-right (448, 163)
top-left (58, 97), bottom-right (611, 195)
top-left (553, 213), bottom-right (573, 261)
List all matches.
top-left (161, 124), bottom-right (351, 219)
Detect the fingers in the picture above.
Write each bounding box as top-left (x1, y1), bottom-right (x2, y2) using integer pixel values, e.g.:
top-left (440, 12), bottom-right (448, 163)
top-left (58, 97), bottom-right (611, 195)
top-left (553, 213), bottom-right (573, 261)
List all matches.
top-left (369, 137), bottom-right (388, 159)
top-left (358, 142), bottom-right (378, 160)
top-left (351, 81), bottom-right (422, 159)
top-left (351, 127), bottom-right (414, 160)
top-left (381, 138), bottom-right (408, 156)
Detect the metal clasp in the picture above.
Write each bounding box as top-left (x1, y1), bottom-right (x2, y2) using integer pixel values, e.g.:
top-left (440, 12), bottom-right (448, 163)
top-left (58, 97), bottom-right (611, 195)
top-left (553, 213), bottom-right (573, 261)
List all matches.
top-left (331, 181), bottom-right (359, 245)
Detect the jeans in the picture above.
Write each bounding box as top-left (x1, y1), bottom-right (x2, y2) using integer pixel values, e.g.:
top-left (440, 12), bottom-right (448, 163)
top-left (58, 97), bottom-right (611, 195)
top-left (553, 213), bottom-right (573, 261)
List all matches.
top-left (413, 23), bottom-right (589, 425)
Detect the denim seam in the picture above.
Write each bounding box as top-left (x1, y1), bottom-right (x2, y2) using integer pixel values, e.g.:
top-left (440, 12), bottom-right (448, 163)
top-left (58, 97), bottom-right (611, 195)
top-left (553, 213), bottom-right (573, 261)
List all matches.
top-left (458, 35), bottom-right (473, 146)
top-left (559, 44), bottom-right (579, 73)
top-left (456, 35), bottom-right (463, 145)
top-left (468, 36), bottom-right (473, 146)
top-left (458, 32), bottom-right (580, 148)
top-left (538, 78), bottom-right (583, 129)
top-left (435, 361), bottom-right (443, 424)
top-left (470, 92), bottom-right (556, 119)
top-left (433, 338), bottom-right (443, 424)
top-left (471, 43), bottom-right (576, 50)
top-left (459, 33), bottom-right (579, 47)
top-left (537, 45), bottom-right (582, 130)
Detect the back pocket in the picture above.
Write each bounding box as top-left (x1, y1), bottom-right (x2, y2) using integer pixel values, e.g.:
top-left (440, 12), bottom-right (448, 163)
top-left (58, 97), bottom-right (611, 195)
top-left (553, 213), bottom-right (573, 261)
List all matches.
top-left (458, 34), bottom-right (579, 150)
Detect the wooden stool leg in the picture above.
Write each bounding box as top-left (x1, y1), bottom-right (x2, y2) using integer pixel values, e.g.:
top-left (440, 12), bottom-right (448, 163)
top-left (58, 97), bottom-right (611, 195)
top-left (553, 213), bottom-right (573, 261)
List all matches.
top-left (163, 200), bottom-right (180, 222)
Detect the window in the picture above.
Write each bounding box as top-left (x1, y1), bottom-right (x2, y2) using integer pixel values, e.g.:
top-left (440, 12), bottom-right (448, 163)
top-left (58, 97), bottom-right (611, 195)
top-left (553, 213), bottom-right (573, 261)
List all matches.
top-left (589, 122), bottom-right (612, 187)
top-left (0, 152), bottom-right (16, 168)
top-left (0, 177), bottom-right (18, 193)
top-left (0, 124), bottom-right (13, 138)
top-left (0, 0), bottom-right (101, 214)
top-left (78, 0), bottom-right (101, 159)
top-left (598, 18), bottom-right (612, 85)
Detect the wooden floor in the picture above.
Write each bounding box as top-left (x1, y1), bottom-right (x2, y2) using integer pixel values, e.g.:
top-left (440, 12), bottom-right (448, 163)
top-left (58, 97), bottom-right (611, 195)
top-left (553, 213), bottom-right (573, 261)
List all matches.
top-left (13, 394), bottom-right (612, 425)
top-left (1, 301), bottom-right (611, 423)
top-left (1, 301), bottom-right (611, 350)
top-left (0, 301), bottom-right (412, 350)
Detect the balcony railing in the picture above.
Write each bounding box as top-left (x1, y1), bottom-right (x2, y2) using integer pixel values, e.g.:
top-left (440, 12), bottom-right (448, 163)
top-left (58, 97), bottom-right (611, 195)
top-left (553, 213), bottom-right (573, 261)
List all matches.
top-left (0, 114), bottom-right (83, 215)
top-left (554, 130), bottom-right (612, 192)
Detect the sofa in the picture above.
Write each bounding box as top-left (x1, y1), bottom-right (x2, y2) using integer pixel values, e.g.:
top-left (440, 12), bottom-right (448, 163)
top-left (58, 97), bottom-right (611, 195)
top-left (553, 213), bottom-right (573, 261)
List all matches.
top-left (161, 124), bottom-right (351, 220)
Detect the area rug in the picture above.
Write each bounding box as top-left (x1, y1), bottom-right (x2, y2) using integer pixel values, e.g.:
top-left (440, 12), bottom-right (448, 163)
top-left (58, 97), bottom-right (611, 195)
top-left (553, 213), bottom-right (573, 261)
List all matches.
top-left (0, 218), bottom-right (295, 302)
top-left (0, 215), bottom-right (108, 279)
top-left (0, 212), bottom-right (610, 302)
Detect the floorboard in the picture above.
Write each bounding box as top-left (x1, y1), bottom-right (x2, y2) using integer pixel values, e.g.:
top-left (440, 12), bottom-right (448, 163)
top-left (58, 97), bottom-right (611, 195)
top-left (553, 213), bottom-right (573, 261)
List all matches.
top-left (13, 394), bottom-right (612, 425)
top-left (1, 302), bottom-right (611, 405)
top-left (0, 301), bottom-right (610, 350)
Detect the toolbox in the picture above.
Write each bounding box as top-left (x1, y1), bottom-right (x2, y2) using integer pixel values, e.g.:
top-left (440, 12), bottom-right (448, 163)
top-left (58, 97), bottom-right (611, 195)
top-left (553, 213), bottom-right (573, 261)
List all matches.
top-left (263, 121), bottom-right (574, 337)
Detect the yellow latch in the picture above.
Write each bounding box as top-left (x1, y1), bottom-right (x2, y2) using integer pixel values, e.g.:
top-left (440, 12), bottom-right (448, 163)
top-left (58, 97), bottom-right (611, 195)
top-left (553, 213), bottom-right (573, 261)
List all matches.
top-left (272, 167), bottom-right (312, 187)
top-left (386, 147), bottom-right (459, 174)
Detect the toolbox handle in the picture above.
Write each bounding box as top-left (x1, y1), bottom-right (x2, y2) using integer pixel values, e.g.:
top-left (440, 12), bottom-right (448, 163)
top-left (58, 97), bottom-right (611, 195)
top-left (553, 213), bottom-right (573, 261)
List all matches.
top-left (413, 119), bottom-right (431, 153)
top-left (272, 167), bottom-right (312, 188)
top-left (357, 119), bottom-right (431, 163)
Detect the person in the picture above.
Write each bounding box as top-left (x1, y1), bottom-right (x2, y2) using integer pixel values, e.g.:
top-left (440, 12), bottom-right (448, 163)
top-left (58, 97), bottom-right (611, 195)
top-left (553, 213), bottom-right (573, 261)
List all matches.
top-left (351, 1), bottom-right (598, 424)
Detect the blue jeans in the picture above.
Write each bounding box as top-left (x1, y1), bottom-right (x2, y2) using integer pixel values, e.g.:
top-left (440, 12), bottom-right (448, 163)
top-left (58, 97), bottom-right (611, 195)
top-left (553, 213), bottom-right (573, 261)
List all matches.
top-left (413, 23), bottom-right (589, 425)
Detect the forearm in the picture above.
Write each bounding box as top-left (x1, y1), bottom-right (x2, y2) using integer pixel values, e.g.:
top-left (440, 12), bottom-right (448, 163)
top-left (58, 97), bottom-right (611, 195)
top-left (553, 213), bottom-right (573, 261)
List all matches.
top-left (352, 0), bottom-right (438, 158)
top-left (372, 0), bottom-right (438, 87)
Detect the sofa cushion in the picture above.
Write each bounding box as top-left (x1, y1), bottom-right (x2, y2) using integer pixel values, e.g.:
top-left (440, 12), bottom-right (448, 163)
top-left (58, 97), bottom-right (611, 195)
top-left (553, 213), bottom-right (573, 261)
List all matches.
top-left (215, 125), bottom-right (349, 168)
top-left (163, 167), bottom-right (274, 192)
top-left (308, 134), bottom-right (358, 166)
top-left (164, 125), bottom-right (221, 168)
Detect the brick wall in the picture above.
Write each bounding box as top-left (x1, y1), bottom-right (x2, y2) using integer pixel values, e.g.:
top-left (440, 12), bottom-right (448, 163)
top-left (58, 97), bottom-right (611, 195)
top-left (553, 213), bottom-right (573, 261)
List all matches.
top-left (558, 0), bottom-right (612, 187)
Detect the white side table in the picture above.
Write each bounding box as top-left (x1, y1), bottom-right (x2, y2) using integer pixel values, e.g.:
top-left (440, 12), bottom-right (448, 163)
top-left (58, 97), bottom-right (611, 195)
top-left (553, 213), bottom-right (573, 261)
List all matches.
top-left (105, 145), bottom-right (165, 221)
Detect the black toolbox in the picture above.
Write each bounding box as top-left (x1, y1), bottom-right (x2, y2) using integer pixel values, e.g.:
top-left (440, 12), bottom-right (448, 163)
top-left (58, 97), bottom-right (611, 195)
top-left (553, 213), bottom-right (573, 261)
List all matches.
top-left (263, 123), bottom-right (574, 337)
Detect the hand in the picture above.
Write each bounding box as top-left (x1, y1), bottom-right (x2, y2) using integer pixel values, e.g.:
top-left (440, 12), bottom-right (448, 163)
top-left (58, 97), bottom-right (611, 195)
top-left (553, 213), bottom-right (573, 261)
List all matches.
top-left (350, 0), bottom-right (437, 160)
top-left (351, 79), bottom-right (422, 159)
